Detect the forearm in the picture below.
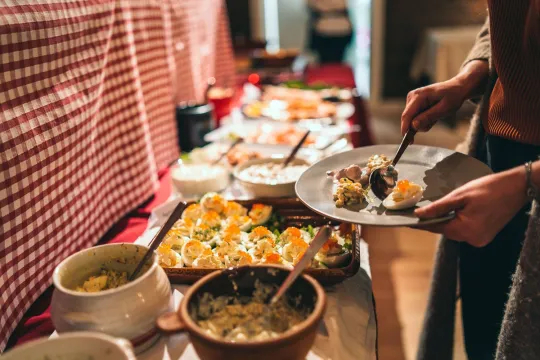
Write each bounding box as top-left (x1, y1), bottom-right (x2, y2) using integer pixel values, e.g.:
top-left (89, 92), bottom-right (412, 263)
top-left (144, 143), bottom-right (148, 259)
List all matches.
top-left (453, 60), bottom-right (490, 100)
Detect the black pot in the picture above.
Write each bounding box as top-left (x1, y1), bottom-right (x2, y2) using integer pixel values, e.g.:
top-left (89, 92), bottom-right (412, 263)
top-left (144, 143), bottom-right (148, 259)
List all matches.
top-left (175, 103), bottom-right (215, 152)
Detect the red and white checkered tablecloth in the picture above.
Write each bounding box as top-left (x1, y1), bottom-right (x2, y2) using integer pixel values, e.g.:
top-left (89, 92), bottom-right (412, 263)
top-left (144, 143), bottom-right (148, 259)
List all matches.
top-left (0, 0), bottom-right (235, 352)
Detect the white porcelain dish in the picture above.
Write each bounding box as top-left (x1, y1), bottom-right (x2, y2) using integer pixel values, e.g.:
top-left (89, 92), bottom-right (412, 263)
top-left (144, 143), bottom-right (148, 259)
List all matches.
top-left (51, 243), bottom-right (172, 354)
top-left (233, 158), bottom-right (309, 198)
top-left (2, 332), bottom-right (136, 360)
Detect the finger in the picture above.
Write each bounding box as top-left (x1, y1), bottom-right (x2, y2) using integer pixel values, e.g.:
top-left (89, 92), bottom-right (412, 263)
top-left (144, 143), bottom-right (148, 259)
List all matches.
top-left (415, 194), bottom-right (466, 219)
top-left (401, 90), bottom-right (430, 135)
top-left (415, 221), bottom-right (466, 243)
top-left (411, 99), bottom-right (448, 131)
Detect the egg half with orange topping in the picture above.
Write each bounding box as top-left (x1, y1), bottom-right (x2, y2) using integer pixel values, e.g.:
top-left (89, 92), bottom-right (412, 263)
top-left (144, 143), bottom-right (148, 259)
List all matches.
top-left (382, 179), bottom-right (424, 210)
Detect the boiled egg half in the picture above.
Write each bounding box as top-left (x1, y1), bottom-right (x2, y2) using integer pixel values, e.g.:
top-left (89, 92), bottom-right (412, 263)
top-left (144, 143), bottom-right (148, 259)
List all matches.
top-left (382, 180), bottom-right (424, 210)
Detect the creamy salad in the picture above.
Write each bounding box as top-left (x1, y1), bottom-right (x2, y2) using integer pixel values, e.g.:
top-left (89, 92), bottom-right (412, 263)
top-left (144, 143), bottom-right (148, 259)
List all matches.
top-left (237, 163), bottom-right (308, 184)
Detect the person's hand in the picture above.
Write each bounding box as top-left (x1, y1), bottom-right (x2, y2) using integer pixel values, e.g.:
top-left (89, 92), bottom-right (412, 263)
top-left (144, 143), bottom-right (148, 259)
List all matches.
top-left (400, 60), bottom-right (489, 136)
top-left (400, 79), bottom-right (468, 136)
top-left (414, 167), bottom-right (528, 247)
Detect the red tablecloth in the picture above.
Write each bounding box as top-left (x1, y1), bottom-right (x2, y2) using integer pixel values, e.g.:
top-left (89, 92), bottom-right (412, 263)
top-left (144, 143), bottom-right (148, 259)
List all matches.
top-left (0, 0), bottom-right (235, 352)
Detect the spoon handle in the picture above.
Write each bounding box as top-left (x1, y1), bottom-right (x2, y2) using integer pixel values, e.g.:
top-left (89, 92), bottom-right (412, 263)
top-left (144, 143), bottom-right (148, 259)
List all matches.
top-left (212, 137), bottom-right (243, 165)
top-left (282, 130), bottom-right (310, 169)
top-left (129, 201), bottom-right (187, 281)
top-left (270, 225), bottom-right (332, 304)
top-left (392, 128), bottom-right (417, 166)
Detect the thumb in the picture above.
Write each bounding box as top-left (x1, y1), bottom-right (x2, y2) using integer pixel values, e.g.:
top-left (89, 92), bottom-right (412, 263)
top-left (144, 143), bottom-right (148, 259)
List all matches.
top-left (415, 193), bottom-right (465, 219)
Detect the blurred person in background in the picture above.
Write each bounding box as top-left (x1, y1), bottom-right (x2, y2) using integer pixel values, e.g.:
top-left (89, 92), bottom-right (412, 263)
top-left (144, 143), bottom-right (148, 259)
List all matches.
top-left (306, 0), bottom-right (352, 63)
top-left (402, 1), bottom-right (540, 359)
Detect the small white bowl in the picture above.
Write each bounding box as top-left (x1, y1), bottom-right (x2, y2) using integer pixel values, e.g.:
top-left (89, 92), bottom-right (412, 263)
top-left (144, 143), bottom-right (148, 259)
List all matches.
top-left (2, 332), bottom-right (136, 360)
top-left (171, 162), bottom-right (230, 196)
top-left (51, 243), bottom-right (172, 354)
top-left (233, 157), bottom-right (309, 198)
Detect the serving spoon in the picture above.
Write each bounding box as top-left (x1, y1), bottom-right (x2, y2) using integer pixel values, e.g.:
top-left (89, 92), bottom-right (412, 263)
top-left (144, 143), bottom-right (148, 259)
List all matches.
top-left (369, 128), bottom-right (416, 200)
top-left (129, 201), bottom-right (187, 281)
top-left (212, 137), bottom-right (244, 165)
top-left (281, 130), bottom-right (311, 169)
top-left (269, 225), bottom-right (332, 304)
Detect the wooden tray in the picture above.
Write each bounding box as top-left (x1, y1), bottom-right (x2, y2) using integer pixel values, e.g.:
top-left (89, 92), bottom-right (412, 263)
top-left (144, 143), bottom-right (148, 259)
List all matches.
top-left (163, 197), bottom-right (361, 286)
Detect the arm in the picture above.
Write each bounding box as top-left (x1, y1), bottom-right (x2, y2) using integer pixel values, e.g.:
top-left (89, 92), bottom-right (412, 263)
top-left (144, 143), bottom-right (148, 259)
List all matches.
top-left (400, 17), bottom-right (491, 135)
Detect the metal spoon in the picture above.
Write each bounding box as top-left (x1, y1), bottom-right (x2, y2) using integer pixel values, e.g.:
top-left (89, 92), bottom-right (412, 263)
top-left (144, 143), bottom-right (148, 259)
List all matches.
top-left (129, 201), bottom-right (187, 281)
top-left (281, 130), bottom-right (311, 169)
top-left (212, 137), bottom-right (244, 165)
top-left (269, 225), bottom-right (332, 304)
top-left (369, 128), bottom-right (417, 200)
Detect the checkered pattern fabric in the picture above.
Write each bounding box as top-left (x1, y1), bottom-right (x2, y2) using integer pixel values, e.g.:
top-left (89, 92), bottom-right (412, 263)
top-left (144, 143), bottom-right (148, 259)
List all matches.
top-left (0, 0), bottom-right (235, 352)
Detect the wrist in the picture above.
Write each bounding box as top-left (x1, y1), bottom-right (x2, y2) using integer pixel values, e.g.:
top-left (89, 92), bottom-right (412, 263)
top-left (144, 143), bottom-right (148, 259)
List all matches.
top-left (453, 60), bottom-right (489, 100)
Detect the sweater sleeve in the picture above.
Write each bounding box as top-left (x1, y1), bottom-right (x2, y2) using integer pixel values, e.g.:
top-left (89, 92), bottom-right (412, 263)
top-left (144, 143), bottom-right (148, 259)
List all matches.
top-left (462, 16), bottom-right (491, 67)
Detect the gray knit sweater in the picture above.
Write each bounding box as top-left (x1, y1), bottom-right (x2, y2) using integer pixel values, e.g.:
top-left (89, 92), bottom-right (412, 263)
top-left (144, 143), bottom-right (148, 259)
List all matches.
top-left (417, 17), bottom-right (540, 360)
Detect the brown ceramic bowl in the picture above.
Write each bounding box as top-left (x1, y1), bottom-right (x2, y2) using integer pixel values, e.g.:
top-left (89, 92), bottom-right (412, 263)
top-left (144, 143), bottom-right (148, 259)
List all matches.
top-left (157, 265), bottom-right (326, 360)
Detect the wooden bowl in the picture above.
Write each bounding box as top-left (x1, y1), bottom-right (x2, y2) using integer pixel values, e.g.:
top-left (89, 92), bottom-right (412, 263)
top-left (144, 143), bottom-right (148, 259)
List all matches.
top-left (157, 265), bottom-right (326, 360)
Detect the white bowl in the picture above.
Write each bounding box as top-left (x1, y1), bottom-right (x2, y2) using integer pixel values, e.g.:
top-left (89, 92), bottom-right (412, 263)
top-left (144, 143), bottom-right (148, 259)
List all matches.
top-left (2, 332), bottom-right (136, 360)
top-left (171, 162), bottom-right (230, 196)
top-left (233, 157), bottom-right (309, 198)
top-left (51, 243), bottom-right (172, 354)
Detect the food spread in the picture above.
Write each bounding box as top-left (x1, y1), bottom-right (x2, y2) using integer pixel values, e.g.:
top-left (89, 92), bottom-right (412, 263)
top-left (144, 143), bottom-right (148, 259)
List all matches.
top-left (191, 280), bottom-right (308, 341)
top-left (157, 193), bottom-right (353, 270)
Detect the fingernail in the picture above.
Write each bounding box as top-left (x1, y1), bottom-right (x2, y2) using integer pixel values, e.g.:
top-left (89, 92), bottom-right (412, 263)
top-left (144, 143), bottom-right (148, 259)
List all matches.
top-left (412, 120), bottom-right (419, 129)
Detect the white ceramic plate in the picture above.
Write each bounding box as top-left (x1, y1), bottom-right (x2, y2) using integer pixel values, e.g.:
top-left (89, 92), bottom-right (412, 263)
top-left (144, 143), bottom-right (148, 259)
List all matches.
top-left (295, 145), bottom-right (493, 227)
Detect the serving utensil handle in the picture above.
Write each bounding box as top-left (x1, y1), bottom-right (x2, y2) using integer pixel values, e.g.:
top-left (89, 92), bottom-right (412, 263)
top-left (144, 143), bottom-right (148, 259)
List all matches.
top-left (270, 225), bottom-right (332, 304)
top-left (129, 201), bottom-right (187, 281)
top-left (282, 130), bottom-right (311, 169)
top-left (157, 312), bottom-right (187, 334)
top-left (392, 128), bottom-right (416, 166)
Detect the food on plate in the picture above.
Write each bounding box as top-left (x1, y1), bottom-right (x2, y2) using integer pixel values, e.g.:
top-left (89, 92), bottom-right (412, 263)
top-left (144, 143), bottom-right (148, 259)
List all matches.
top-left (223, 201), bottom-right (248, 217)
top-left (182, 204), bottom-right (202, 222)
top-left (157, 193), bottom-right (354, 270)
top-left (382, 180), bottom-right (424, 210)
top-left (200, 192), bottom-right (227, 214)
top-left (237, 162), bottom-right (308, 185)
top-left (192, 280), bottom-right (309, 341)
top-left (333, 178), bottom-right (370, 207)
top-left (171, 164), bottom-right (229, 195)
top-left (328, 154), bottom-right (402, 207)
top-left (248, 204), bottom-right (273, 226)
top-left (181, 239), bottom-right (211, 267)
top-left (75, 269), bottom-right (129, 293)
top-left (245, 125), bottom-right (316, 147)
top-left (158, 243), bottom-right (184, 268)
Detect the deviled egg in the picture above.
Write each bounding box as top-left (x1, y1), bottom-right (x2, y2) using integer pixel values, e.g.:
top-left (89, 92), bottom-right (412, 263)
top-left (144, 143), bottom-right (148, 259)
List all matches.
top-left (248, 204), bottom-right (273, 226)
top-left (200, 192), bottom-right (227, 214)
top-left (224, 215), bottom-right (252, 232)
top-left (157, 244), bottom-right (183, 268)
top-left (181, 239), bottom-right (211, 266)
top-left (192, 249), bottom-right (223, 268)
top-left (182, 204), bottom-right (202, 222)
top-left (223, 201), bottom-right (248, 217)
top-left (382, 180), bottom-right (424, 210)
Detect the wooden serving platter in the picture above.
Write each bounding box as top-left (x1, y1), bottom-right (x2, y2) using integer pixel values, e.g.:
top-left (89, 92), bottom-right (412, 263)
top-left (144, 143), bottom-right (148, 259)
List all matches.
top-left (163, 197), bottom-right (360, 286)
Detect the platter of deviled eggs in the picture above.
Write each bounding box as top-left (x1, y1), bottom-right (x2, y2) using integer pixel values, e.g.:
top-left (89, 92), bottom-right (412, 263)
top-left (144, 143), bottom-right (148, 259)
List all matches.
top-left (295, 145), bottom-right (493, 226)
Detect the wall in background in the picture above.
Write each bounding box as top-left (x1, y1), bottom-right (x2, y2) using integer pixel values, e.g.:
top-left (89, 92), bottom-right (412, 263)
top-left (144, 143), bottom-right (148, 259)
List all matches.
top-left (276, 0), bottom-right (308, 50)
top-left (382, 0), bottom-right (486, 99)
